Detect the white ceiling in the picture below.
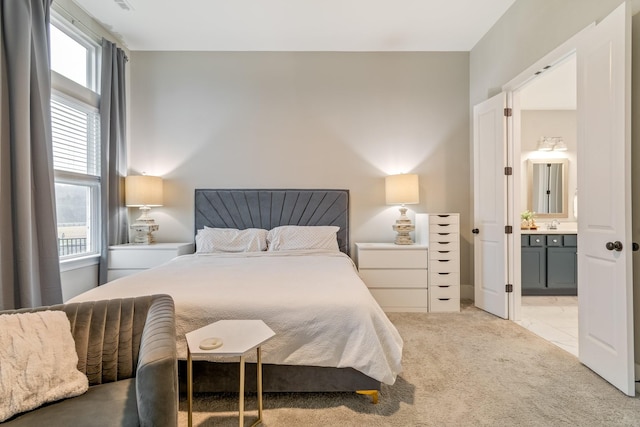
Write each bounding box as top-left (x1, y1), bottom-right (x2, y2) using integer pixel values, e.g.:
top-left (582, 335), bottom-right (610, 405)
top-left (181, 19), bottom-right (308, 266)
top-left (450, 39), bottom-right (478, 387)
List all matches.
top-left (72, 0), bottom-right (516, 51)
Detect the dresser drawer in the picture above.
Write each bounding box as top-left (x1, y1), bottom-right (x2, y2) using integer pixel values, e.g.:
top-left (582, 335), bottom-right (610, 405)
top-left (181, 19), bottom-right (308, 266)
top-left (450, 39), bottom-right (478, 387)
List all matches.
top-left (108, 249), bottom-right (178, 269)
top-left (429, 271), bottom-right (460, 287)
top-left (429, 214), bottom-right (459, 226)
top-left (429, 240), bottom-right (458, 252)
top-left (429, 297), bottom-right (460, 312)
top-left (429, 249), bottom-right (459, 261)
top-left (369, 289), bottom-right (428, 311)
top-left (429, 232), bottom-right (458, 244)
top-left (359, 269), bottom-right (428, 288)
top-left (430, 284), bottom-right (459, 299)
top-left (357, 249), bottom-right (428, 269)
top-left (430, 259), bottom-right (458, 273)
top-left (428, 223), bottom-right (459, 234)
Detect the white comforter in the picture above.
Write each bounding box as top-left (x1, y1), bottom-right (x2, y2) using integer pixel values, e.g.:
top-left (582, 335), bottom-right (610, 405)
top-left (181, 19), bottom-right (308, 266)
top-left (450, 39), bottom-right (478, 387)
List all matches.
top-left (69, 250), bottom-right (403, 385)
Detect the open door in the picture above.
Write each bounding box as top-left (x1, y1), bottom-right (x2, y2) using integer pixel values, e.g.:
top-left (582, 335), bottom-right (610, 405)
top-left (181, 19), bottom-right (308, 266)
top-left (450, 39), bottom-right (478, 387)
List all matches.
top-left (577, 3), bottom-right (635, 396)
top-left (473, 92), bottom-right (510, 319)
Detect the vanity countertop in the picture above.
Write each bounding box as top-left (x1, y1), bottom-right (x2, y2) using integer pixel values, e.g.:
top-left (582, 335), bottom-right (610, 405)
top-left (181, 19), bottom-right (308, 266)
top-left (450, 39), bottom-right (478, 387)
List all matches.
top-left (521, 222), bottom-right (577, 235)
top-left (521, 228), bottom-right (577, 235)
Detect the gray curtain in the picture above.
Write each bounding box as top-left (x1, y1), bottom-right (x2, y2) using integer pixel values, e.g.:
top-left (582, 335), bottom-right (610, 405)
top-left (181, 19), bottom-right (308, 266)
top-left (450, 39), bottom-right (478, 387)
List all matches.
top-left (0, 0), bottom-right (62, 309)
top-left (98, 38), bottom-right (128, 285)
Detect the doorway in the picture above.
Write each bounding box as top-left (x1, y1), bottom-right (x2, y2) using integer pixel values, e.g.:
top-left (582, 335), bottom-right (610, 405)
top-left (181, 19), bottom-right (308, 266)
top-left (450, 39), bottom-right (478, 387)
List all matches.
top-left (513, 54), bottom-right (579, 357)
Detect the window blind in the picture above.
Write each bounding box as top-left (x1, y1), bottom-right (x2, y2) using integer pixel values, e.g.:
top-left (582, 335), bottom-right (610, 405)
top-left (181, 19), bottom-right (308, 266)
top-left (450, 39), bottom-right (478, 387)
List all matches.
top-left (51, 95), bottom-right (100, 176)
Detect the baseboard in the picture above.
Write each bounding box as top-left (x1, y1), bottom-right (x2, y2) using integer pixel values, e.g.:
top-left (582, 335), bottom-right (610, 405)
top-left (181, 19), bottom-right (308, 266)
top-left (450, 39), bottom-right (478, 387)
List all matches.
top-left (460, 283), bottom-right (473, 300)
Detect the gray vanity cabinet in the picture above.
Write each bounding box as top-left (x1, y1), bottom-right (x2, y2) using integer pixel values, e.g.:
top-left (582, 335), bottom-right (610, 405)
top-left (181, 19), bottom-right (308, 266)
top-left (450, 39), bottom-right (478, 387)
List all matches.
top-left (522, 234), bottom-right (577, 296)
top-left (521, 235), bottom-right (546, 291)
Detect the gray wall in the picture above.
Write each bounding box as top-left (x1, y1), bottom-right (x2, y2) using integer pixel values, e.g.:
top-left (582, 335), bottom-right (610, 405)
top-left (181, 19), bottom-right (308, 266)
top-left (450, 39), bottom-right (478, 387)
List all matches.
top-left (128, 51), bottom-right (472, 294)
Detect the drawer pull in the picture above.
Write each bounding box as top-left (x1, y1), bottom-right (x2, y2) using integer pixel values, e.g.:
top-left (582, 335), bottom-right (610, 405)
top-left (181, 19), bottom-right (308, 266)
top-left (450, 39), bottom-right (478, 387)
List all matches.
top-left (438, 223), bottom-right (450, 226)
top-left (535, 238), bottom-right (541, 243)
top-left (437, 286), bottom-right (450, 289)
top-left (438, 251), bottom-right (450, 254)
top-left (438, 233), bottom-right (450, 236)
top-left (438, 242), bottom-right (450, 245)
top-left (438, 298), bottom-right (451, 301)
top-left (437, 215), bottom-right (450, 217)
top-left (438, 260), bottom-right (450, 263)
top-left (552, 239), bottom-right (558, 243)
top-left (437, 273), bottom-right (450, 276)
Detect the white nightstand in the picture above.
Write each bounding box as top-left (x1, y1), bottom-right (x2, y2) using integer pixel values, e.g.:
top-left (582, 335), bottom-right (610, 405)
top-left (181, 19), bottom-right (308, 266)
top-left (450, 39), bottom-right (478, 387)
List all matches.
top-left (355, 243), bottom-right (429, 312)
top-left (107, 242), bottom-right (194, 281)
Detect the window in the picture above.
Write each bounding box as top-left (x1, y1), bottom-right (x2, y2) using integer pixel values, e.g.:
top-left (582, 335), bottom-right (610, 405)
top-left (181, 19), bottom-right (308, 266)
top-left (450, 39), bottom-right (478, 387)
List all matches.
top-left (50, 16), bottom-right (101, 261)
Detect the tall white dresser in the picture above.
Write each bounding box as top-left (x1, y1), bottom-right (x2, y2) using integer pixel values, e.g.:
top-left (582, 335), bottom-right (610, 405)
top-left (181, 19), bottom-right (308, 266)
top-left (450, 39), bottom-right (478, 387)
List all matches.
top-left (355, 243), bottom-right (429, 312)
top-left (426, 213), bottom-right (460, 312)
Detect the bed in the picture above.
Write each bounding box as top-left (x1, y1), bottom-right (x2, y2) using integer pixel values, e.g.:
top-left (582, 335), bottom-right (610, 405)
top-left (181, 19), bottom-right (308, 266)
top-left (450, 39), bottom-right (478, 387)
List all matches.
top-left (69, 189), bottom-right (402, 394)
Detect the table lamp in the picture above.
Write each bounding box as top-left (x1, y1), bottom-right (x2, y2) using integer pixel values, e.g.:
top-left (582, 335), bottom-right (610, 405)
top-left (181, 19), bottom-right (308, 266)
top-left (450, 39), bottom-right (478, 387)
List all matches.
top-left (385, 173), bottom-right (419, 245)
top-left (125, 175), bottom-right (163, 244)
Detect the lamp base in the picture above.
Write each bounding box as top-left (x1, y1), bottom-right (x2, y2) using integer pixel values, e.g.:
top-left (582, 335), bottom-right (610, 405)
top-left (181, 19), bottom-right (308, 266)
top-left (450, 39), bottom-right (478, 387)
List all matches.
top-left (130, 223), bottom-right (159, 245)
top-left (392, 205), bottom-right (415, 245)
top-left (393, 222), bottom-right (415, 245)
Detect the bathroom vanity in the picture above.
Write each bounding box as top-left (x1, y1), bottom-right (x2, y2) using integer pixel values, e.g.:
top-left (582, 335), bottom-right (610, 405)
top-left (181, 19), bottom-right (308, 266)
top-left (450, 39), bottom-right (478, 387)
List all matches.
top-left (521, 230), bottom-right (577, 296)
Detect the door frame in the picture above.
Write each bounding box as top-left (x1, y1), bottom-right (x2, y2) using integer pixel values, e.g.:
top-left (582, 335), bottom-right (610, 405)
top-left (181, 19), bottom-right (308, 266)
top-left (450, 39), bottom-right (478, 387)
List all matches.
top-left (501, 23), bottom-right (594, 322)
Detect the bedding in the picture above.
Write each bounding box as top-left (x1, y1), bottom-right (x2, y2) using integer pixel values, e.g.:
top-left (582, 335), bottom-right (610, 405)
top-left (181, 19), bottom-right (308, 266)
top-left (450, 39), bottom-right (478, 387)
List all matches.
top-left (267, 225), bottom-right (340, 252)
top-left (196, 227), bottom-right (268, 253)
top-left (69, 250), bottom-right (403, 385)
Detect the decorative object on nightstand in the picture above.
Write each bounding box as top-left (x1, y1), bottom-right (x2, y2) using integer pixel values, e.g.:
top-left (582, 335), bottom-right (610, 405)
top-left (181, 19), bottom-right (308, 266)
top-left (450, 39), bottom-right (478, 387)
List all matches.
top-left (125, 174), bottom-right (163, 244)
top-left (385, 173), bottom-right (419, 245)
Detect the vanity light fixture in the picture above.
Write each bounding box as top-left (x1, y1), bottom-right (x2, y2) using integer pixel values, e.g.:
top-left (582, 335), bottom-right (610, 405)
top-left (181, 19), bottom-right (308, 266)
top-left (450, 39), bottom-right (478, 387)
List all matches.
top-left (125, 174), bottom-right (163, 244)
top-left (385, 173), bottom-right (419, 245)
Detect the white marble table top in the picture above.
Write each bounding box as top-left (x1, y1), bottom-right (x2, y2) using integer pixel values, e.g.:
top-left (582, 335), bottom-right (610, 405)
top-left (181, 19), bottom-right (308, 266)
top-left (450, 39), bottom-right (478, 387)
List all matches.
top-left (186, 319), bottom-right (275, 358)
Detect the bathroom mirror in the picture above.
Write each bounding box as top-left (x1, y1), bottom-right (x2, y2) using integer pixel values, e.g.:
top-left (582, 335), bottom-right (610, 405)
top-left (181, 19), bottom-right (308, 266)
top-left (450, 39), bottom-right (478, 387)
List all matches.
top-left (527, 158), bottom-right (568, 218)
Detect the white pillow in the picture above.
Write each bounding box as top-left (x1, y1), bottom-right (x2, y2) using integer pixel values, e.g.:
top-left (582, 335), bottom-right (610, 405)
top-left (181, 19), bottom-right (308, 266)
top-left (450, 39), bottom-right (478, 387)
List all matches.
top-left (196, 227), bottom-right (268, 253)
top-left (267, 225), bottom-right (340, 252)
top-left (0, 310), bottom-right (88, 422)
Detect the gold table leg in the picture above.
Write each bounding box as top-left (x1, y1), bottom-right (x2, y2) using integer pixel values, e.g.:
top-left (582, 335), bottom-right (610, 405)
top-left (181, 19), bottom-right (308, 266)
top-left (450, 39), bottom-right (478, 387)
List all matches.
top-left (255, 346), bottom-right (263, 426)
top-left (188, 349), bottom-right (193, 427)
top-left (239, 354), bottom-right (245, 427)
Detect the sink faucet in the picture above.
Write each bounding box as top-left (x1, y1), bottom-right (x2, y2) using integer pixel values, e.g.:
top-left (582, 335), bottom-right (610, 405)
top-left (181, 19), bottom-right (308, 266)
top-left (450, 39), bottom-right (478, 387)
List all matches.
top-left (548, 220), bottom-right (559, 230)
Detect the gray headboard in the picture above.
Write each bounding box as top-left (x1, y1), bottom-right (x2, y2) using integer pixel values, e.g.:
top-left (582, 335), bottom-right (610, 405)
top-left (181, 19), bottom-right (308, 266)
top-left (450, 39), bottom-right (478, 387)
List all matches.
top-left (194, 189), bottom-right (350, 255)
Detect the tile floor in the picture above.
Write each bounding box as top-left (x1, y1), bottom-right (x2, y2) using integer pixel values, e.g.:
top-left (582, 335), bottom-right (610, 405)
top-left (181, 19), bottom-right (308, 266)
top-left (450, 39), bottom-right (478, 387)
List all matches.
top-left (516, 296), bottom-right (579, 357)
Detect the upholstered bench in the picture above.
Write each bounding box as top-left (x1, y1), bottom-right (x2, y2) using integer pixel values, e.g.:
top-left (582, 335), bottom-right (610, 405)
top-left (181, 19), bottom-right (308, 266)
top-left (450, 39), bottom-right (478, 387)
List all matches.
top-left (0, 294), bottom-right (178, 427)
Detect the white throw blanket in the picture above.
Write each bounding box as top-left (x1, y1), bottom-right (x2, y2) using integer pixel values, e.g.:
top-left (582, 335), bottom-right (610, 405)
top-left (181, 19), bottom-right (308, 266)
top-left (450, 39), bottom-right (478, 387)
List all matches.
top-left (70, 250), bottom-right (403, 385)
top-left (0, 311), bottom-right (88, 422)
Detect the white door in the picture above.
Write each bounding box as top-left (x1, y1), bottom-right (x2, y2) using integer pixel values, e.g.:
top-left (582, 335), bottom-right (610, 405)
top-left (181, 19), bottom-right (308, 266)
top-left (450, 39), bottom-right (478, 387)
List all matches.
top-left (473, 93), bottom-right (509, 319)
top-left (577, 3), bottom-right (634, 396)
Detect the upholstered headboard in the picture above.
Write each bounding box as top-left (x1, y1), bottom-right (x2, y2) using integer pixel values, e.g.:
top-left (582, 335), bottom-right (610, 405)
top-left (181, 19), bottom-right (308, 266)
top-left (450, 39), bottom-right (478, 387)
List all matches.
top-left (194, 189), bottom-right (350, 255)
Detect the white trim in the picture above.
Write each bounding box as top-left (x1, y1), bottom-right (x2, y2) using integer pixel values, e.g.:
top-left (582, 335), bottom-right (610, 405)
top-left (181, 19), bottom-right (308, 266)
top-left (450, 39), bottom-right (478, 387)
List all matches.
top-left (59, 254), bottom-right (99, 272)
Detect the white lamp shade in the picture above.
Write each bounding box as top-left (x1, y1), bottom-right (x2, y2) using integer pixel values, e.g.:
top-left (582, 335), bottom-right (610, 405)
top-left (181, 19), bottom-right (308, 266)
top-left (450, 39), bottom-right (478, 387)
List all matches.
top-left (385, 174), bottom-right (419, 205)
top-left (125, 175), bottom-right (163, 207)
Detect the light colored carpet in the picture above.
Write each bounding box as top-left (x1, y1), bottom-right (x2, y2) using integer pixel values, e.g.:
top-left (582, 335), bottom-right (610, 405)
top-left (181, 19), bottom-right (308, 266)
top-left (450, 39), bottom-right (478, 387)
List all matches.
top-left (179, 304), bottom-right (640, 426)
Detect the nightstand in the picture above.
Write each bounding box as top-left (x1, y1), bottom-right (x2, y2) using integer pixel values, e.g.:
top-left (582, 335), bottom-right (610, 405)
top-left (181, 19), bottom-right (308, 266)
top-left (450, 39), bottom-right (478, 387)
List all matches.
top-left (355, 243), bottom-right (429, 312)
top-left (107, 242), bottom-right (194, 281)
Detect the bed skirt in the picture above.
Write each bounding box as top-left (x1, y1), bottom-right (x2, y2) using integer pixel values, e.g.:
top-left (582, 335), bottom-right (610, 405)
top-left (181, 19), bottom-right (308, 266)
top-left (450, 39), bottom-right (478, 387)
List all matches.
top-left (178, 361), bottom-right (381, 393)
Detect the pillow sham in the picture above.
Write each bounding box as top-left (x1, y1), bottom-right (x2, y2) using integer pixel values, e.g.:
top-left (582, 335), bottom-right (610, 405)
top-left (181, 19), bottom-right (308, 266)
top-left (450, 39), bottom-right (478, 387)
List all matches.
top-left (0, 310), bottom-right (88, 422)
top-left (267, 225), bottom-right (340, 252)
top-left (196, 227), bottom-right (268, 253)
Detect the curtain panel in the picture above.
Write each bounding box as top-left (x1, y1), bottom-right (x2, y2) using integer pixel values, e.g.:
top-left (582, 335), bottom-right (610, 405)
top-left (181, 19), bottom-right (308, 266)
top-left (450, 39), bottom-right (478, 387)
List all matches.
top-left (99, 38), bottom-right (128, 285)
top-left (0, 0), bottom-right (62, 309)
